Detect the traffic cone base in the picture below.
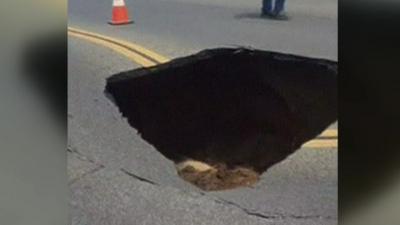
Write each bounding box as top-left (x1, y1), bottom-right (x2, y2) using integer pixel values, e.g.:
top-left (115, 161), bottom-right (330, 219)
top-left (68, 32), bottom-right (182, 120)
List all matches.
top-left (108, 20), bottom-right (134, 25)
top-left (109, 0), bottom-right (133, 25)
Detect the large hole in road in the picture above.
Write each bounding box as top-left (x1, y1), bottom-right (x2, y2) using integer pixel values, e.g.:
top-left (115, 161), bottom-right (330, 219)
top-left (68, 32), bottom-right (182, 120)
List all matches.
top-left (105, 48), bottom-right (337, 191)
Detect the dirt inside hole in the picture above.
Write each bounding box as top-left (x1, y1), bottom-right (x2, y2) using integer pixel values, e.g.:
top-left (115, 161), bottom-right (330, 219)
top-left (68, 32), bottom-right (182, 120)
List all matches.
top-left (105, 48), bottom-right (337, 191)
top-left (176, 161), bottom-right (260, 191)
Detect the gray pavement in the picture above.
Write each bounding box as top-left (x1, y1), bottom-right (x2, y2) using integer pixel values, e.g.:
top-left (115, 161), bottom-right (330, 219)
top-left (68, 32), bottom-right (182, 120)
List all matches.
top-left (69, 35), bottom-right (337, 224)
top-left (69, 0), bottom-right (337, 60)
top-left (69, 1), bottom-right (337, 224)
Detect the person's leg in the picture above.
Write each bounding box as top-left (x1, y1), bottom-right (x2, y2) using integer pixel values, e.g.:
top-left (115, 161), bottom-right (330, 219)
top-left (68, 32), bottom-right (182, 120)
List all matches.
top-left (273, 0), bottom-right (285, 15)
top-left (261, 0), bottom-right (273, 15)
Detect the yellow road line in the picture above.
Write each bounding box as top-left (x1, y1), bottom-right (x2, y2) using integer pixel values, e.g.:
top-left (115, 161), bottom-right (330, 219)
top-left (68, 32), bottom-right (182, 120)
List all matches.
top-left (68, 27), bottom-right (338, 149)
top-left (318, 129), bottom-right (337, 138)
top-left (304, 128), bottom-right (337, 148)
top-left (68, 27), bottom-right (170, 66)
top-left (68, 27), bottom-right (170, 63)
top-left (302, 139), bottom-right (337, 148)
top-left (68, 31), bottom-right (156, 67)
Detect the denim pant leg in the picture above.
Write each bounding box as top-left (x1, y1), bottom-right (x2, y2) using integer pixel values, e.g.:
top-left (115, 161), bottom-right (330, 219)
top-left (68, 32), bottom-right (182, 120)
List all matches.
top-left (262, 0), bottom-right (273, 14)
top-left (273, 0), bottom-right (285, 15)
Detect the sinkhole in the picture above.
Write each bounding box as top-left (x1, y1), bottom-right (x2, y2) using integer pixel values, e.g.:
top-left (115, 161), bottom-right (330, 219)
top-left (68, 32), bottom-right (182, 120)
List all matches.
top-left (105, 48), bottom-right (337, 191)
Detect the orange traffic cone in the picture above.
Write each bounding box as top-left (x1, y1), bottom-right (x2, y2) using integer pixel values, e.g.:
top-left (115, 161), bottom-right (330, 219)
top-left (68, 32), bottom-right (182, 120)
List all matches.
top-left (109, 0), bottom-right (133, 25)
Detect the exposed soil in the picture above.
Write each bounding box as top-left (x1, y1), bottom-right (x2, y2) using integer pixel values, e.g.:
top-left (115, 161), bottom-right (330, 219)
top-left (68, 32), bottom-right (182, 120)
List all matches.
top-left (177, 160), bottom-right (260, 191)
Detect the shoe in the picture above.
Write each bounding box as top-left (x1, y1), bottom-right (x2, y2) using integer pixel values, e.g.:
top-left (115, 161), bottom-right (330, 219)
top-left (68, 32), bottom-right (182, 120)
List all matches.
top-left (273, 13), bottom-right (289, 20)
top-left (260, 12), bottom-right (276, 18)
top-left (260, 12), bottom-right (289, 21)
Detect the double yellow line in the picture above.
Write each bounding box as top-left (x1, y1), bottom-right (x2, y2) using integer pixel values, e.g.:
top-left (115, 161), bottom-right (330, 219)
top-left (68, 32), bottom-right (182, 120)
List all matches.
top-left (68, 27), bottom-right (169, 66)
top-left (302, 129), bottom-right (337, 148)
top-left (68, 27), bottom-right (337, 149)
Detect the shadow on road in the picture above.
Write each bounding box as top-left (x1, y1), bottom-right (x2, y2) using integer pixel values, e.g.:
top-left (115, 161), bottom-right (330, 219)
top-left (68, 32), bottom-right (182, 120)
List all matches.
top-left (234, 12), bottom-right (290, 22)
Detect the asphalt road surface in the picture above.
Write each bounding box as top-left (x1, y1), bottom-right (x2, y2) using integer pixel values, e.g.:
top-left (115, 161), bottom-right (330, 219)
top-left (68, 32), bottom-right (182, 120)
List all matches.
top-left (68, 0), bottom-right (337, 224)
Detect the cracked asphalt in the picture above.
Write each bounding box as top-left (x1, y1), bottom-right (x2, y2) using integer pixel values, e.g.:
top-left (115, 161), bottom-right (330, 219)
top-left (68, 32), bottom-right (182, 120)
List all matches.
top-left (69, 0), bottom-right (337, 224)
top-left (68, 40), bottom-right (337, 225)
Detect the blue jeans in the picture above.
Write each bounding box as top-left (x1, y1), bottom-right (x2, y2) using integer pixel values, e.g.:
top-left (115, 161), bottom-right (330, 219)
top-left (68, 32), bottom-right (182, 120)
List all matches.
top-left (262, 0), bottom-right (286, 15)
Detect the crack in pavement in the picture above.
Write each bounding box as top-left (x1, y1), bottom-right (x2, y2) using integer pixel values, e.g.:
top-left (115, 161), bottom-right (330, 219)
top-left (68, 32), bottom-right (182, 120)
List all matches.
top-left (213, 198), bottom-right (275, 221)
top-left (213, 198), bottom-right (336, 221)
top-left (67, 146), bottom-right (159, 186)
top-left (120, 168), bottom-right (159, 186)
top-left (163, 189), bottom-right (334, 221)
top-left (67, 148), bottom-right (335, 221)
top-left (67, 146), bottom-right (100, 166)
top-left (68, 146), bottom-right (106, 184)
top-left (68, 164), bottom-right (106, 185)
